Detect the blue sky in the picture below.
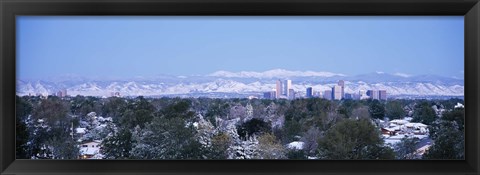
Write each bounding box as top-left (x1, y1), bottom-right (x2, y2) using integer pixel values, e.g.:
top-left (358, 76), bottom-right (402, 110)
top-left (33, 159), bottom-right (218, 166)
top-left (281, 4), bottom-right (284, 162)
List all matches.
top-left (17, 16), bottom-right (464, 80)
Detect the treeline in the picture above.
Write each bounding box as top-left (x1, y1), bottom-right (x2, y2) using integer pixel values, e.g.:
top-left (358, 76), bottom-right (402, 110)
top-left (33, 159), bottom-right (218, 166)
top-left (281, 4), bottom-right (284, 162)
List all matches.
top-left (16, 95), bottom-right (464, 159)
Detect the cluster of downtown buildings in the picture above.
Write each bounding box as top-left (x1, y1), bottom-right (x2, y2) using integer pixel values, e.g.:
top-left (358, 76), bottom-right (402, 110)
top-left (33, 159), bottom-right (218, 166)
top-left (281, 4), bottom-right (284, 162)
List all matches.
top-left (263, 79), bottom-right (387, 101)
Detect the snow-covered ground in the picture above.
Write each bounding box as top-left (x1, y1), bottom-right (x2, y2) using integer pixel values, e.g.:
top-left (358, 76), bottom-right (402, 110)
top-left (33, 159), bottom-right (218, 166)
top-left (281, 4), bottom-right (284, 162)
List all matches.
top-left (286, 141), bottom-right (304, 150)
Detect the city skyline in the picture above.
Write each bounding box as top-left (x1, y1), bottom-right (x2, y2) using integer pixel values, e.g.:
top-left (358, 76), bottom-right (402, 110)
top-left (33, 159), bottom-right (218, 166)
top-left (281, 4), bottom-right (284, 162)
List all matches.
top-left (17, 16), bottom-right (464, 80)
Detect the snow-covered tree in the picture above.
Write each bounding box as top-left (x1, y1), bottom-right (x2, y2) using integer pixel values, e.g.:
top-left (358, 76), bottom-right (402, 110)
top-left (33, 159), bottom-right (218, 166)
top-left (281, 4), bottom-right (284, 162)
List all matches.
top-left (129, 100), bottom-right (206, 159)
top-left (244, 103), bottom-right (254, 122)
top-left (101, 125), bottom-right (132, 159)
top-left (229, 135), bottom-right (259, 159)
top-left (393, 136), bottom-right (420, 159)
top-left (424, 119), bottom-right (464, 159)
top-left (300, 127), bottom-right (322, 156)
top-left (194, 114), bottom-right (216, 148)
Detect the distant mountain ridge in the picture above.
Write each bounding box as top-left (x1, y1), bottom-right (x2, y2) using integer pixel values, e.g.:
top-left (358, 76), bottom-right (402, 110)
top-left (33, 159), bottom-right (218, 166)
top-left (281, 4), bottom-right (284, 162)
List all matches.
top-left (17, 70), bottom-right (464, 97)
top-left (208, 69), bottom-right (347, 78)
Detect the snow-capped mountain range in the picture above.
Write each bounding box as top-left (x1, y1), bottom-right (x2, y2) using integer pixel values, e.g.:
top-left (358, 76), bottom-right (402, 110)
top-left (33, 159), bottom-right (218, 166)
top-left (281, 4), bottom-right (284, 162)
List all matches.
top-left (16, 69), bottom-right (464, 98)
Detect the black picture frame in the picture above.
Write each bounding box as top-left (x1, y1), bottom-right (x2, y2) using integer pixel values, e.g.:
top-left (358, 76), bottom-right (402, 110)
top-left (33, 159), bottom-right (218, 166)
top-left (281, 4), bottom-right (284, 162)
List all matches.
top-left (1, 0), bottom-right (479, 175)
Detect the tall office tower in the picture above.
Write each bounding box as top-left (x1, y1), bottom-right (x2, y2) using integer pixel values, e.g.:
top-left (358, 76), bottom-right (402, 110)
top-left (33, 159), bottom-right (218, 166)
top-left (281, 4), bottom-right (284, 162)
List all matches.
top-left (332, 85), bottom-right (342, 100)
top-left (379, 90), bottom-right (387, 100)
top-left (306, 87), bottom-right (313, 98)
top-left (371, 90), bottom-right (379, 100)
top-left (344, 93), bottom-right (353, 99)
top-left (59, 89), bottom-right (67, 97)
top-left (288, 89), bottom-right (295, 100)
top-left (276, 80), bottom-right (282, 99)
top-left (284, 79), bottom-right (292, 96)
top-left (56, 91), bottom-right (63, 97)
top-left (271, 90), bottom-right (277, 99)
top-left (338, 80), bottom-right (345, 99)
top-left (324, 90), bottom-right (333, 100)
top-left (366, 90), bottom-right (373, 97)
top-left (265, 89), bottom-right (277, 99)
top-left (263, 92), bottom-right (269, 99)
top-left (263, 92), bottom-right (272, 99)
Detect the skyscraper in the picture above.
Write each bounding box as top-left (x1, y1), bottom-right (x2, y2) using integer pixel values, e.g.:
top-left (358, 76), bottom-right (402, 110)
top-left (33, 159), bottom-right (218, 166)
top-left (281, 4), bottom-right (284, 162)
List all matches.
top-left (332, 85), bottom-right (342, 100)
top-left (288, 89), bottom-right (295, 100)
top-left (264, 90), bottom-right (277, 100)
top-left (284, 79), bottom-right (292, 96)
top-left (306, 87), bottom-right (313, 98)
top-left (276, 80), bottom-right (282, 99)
top-left (338, 80), bottom-right (345, 99)
top-left (371, 90), bottom-right (379, 100)
top-left (366, 90), bottom-right (373, 97)
top-left (324, 90), bottom-right (332, 100)
top-left (263, 92), bottom-right (272, 99)
top-left (379, 90), bottom-right (387, 100)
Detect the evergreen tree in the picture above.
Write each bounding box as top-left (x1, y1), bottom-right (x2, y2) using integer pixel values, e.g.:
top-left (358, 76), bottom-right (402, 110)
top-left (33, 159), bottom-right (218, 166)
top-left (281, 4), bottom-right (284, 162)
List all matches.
top-left (30, 97), bottom-right (76, 159)
top-left (412, 101), bottom-right (436, 125)
top-left (423, 108), bottom-right (464, 160)
top-left (129, 100), bottom-right (206, 159)
top-left (317, 118), bottom-right (394, 159)
top-left (237, 118), bottom-right (271, 140)
top-left (119, 96), bottom-right (155, 129)
top-left (441, 108), bottom-right (464, 130)
top-left (368, 100), bottom-right (385, 119)
top-left (16, 96), bottom-right (32, 159)
top-left (101, 127), bottom-right (133, 159)
top-left (102, 97), bottom-right (127, 121)
top-left (385, 100), bottom-right (406, 120)
top-left (394, 136), bottom-right (420, 159)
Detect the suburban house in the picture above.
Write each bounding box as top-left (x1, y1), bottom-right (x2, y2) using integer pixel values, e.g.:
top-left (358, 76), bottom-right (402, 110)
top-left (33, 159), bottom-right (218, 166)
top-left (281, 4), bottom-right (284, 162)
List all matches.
top-left (79, 140), bottom-right (102, 159)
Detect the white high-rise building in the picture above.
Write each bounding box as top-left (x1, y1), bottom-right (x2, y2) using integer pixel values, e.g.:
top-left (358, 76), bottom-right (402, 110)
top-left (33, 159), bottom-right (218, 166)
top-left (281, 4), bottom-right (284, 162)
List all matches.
top-left (276, 80), bottom-right (282, 99)
top-left (338, 80), bottom-right (345, 99)
top-left (283, 79), bottom-right (292, 96)
top-left (332, 85), bottom-right (342, 100)
top-left (371, 90), bottom-right (380, 100)
top-left (288, 89), bottom-right (295, 100)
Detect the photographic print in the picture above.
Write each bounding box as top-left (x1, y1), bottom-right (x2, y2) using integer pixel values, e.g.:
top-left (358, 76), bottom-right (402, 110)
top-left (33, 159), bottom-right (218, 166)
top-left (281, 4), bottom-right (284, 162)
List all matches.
top-left (15, 16), bottom-right (464, 160)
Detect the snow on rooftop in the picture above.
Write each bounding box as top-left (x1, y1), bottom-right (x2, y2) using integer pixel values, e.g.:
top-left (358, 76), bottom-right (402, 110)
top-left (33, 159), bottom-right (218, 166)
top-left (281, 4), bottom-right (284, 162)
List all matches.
top-left (383, 127), bottom-right (396, 132)
top-left (405, 123), bottom-right (427, 128)
top-left (455, 103), bottom-right (464, 109)
top-left (384, 139), bottom-right (402, 146)
top-left (390, 119), bottom-right (409, 125)
top-left (80, 147), bottom-right (99, 155)
top-left (408, 134), bottom-right (429, 140)
top-left (286, 141), bottom-right (304, 150)
top-left (192, 122), bottom-right (199, 128)
top-left (75, 128), bottom-right (86, 134)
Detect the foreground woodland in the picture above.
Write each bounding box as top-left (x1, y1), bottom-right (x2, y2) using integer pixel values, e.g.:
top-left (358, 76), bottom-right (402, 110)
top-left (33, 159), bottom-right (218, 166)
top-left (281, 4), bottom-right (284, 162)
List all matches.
top-left (16, 95), bottom-right (464, 159)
